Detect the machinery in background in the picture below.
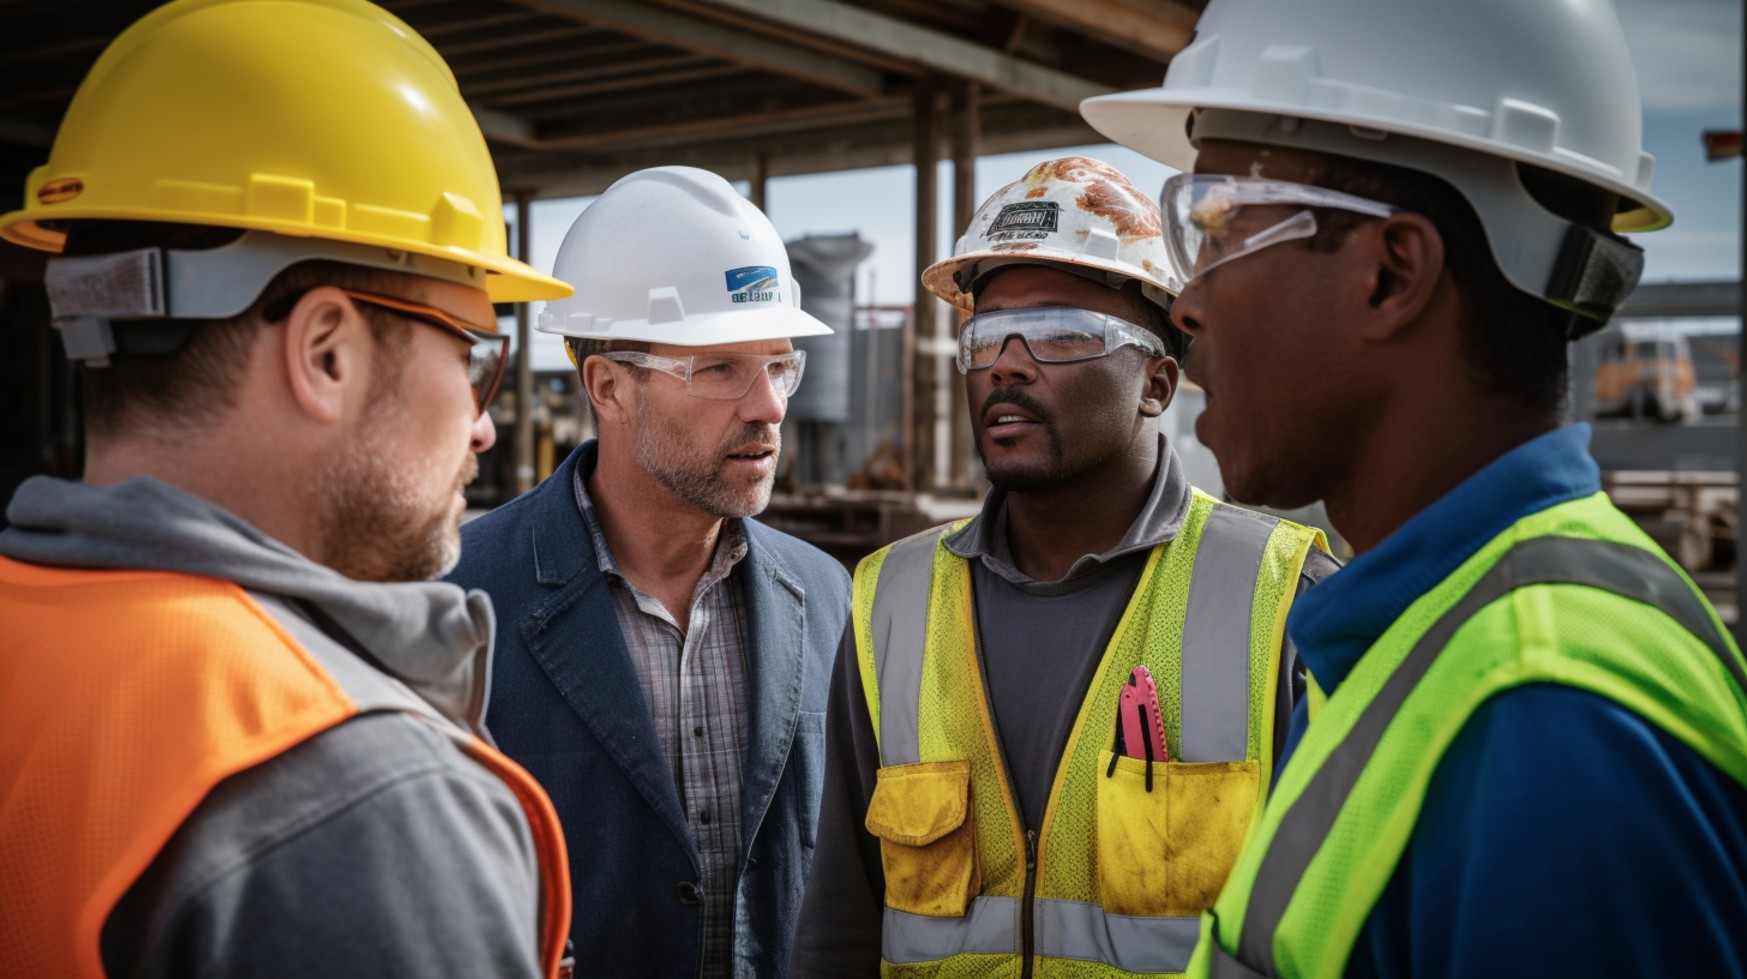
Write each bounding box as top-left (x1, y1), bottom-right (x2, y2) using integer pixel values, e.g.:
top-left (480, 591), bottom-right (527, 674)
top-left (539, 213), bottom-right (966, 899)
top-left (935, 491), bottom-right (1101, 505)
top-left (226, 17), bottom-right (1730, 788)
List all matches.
top-left (1592, 331), bottom-right (1699, 423)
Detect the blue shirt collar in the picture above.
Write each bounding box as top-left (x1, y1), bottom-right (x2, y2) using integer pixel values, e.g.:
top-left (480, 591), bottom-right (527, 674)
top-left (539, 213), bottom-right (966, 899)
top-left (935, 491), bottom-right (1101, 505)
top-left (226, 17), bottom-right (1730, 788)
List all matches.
top-left (1288, 423), bottom-right (1602, 693)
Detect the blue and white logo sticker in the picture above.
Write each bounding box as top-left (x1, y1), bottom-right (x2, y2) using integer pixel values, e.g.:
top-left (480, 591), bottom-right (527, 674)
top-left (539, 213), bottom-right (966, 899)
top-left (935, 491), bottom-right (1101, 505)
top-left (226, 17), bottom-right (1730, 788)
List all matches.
top-left (725, 265), bottom-right (780, 304)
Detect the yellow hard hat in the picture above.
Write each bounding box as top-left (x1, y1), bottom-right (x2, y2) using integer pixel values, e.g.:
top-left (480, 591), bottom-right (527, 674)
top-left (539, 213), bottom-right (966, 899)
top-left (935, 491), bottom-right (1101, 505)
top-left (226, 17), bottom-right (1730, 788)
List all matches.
top-left (0, 0), bottom-right (569, 303)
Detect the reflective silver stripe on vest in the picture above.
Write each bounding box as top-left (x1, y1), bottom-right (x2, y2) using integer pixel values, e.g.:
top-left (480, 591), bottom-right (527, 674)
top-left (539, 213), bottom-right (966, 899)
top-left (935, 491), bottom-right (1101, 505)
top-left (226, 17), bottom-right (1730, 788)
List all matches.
top-left (1036, 898), bottom-right (1201, 973)
top-left (1232, 536), bottom-right (1746, 976)
top-left (1181, 504), bottom-right (1282, 762)
top-left (870, 528), bottom-right (949, 766)
top-left (883, 897), bottom-right (1199, 972)
top-left (883, 897), bottom-right (1021, 962)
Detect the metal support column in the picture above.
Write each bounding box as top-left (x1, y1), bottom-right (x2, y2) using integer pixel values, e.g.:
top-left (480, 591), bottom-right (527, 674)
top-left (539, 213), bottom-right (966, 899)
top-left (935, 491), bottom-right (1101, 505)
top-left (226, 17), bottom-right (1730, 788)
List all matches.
top-left (911, 83), bottom-right (941, 492)
top-left (513, 191), bottom-right (536, 496)
top-left (948, 80), bottom-right (980, 489)
top-left (1736, 14), bottom-right (1746, 636)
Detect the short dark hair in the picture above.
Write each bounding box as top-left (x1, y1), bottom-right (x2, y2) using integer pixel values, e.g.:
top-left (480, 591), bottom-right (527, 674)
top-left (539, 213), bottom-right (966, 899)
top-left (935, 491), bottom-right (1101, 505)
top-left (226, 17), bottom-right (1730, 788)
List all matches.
top-left (63, 221), bottom-right (423, 438)
top-left (564, 336), bottom-right (652, 422)
top-left (1298, 156), bottom-right (1616, 418)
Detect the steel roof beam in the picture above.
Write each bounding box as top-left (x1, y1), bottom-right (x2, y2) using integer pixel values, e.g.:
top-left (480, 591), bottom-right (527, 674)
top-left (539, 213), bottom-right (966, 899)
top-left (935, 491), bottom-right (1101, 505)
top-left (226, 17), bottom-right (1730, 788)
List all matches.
top-left (504, 0), bottom-right (886, 96)
top-left (690, 0), bottom-right (1113, 111)
top-left (990, 0), bottom-right (1196, 63)
top-left (467, 53), bottom-right (706, 98)
top-left (489, 64), bottom-right (748, 108)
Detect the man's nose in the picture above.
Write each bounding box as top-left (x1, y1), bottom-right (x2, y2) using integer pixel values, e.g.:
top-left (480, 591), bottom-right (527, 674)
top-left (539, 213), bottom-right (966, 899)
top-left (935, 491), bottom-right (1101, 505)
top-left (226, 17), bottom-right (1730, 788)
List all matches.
top-left (738, 366), bottom-right (788, 426)
top-left (1172, 280), bottom-right (1206, 338)
top-left (987, 334), bottom-right (1039, 385)
top-left (471, 406), bottom-right (497, 453)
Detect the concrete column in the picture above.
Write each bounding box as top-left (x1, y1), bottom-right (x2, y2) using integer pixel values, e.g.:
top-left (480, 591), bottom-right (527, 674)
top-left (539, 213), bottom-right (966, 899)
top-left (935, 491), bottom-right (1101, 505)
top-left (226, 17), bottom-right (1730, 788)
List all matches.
top-left (513, 191), bottom-right (536, 496)
top-left (911, 83), bottom-right (941, 492)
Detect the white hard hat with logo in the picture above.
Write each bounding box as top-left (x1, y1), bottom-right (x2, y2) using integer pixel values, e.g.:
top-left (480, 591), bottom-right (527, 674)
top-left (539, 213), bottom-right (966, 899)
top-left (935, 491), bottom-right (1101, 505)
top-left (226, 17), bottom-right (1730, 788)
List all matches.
top-left (539, 166), bottom-right (831, 345)
top-left (1079, 0), bottom-right (1666, 325)
top-left (923, 156), bottom-right (1180, 315)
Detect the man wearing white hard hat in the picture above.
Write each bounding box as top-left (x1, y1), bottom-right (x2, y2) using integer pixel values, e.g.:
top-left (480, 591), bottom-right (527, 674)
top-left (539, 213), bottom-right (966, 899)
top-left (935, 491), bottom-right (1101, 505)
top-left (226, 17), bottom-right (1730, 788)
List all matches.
top-left (792, 157), bottom-right (1336, 976)
top-left (1079, 1), bottom-right (1747, 976)
top-left (448, 166), bottom-right (850, 979)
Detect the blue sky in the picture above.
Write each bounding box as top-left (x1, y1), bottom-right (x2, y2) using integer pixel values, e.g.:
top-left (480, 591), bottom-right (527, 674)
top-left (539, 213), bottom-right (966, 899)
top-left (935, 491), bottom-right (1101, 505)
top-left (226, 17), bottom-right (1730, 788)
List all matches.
top-left (513, 0), bottom-right (1742, 370)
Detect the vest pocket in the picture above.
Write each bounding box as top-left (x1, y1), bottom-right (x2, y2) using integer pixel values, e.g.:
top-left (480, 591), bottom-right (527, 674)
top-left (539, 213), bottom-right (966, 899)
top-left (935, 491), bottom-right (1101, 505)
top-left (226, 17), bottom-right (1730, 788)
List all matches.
top-left (865, 760), bottom-right (980, 917)
top-left (1095, 751), bottom-right (1259, 917)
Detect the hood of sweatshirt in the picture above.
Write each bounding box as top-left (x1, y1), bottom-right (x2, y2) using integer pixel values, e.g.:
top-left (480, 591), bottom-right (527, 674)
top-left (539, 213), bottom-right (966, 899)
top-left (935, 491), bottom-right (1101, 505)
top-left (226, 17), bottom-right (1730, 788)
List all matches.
top-left (1, 475), bottom-right (495, 729)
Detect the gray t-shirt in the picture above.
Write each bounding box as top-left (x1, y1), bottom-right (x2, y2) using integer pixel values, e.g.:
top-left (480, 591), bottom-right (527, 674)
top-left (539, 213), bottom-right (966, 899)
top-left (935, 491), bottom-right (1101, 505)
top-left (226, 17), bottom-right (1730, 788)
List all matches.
top-left (972, 550), bottom-right (1149, 826)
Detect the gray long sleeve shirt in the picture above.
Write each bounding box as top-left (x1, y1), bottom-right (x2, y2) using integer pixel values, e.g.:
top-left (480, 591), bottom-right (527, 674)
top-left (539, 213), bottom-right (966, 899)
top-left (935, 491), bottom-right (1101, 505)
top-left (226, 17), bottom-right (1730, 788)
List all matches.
top-left (789, 439), bottom-right (1339, 976)
top-left (0, 476), bottom-right (548, 978)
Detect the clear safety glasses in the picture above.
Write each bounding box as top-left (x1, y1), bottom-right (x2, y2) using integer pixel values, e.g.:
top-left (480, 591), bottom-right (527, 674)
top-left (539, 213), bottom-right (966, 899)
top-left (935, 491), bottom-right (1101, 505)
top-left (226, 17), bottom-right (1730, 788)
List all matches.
top-left (265, 286), bottom-right (508, 417)
top-left (1160, 174), bottom-right (1398, 282)
top-left (957, 307), bottom-right (1165, 374)
top-left (601, 349), bottom-right (808, 401)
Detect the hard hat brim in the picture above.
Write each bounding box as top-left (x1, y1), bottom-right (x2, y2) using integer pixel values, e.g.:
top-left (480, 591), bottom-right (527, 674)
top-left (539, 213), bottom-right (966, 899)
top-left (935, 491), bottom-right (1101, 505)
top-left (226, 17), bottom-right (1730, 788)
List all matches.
top-left (1080, 88), bottom-right (1673, 234)
top-left (922, 250), bottom-right (1179, 313)
top-left (0, 208), bottom-right (574, 304)
top-left (537, 301), bottom-right (833, 346)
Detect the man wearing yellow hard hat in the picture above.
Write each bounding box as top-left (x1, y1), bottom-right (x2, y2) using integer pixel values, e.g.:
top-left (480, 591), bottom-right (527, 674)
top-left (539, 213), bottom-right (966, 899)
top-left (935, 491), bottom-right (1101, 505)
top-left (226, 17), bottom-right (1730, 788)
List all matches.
top-left (0, 0), bottom-right (573, 975)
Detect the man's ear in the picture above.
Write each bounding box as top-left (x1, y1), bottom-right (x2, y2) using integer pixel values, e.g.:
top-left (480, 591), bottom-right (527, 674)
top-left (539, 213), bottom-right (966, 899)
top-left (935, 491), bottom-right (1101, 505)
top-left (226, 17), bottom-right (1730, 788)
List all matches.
top-left (282, 286), bottom-right (369, 425)
top-left (582, 354), bottom-right (634, 427)
top-left (1140, 354), bottom-right (1179, 417)
top-left (1356, 212), bottom-right (1446, 342)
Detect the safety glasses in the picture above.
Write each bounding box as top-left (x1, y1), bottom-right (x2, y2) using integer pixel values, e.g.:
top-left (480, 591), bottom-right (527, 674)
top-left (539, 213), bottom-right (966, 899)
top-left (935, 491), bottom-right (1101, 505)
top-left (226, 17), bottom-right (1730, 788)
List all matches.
top-left (1160, 174), bottom-right (1398, 282)
top-left (600, 349), bottom-right (807, 401)
top-left (265, 286), bottom-right (508, 417)
top-left (957, 306), bottom-right (1165, 374)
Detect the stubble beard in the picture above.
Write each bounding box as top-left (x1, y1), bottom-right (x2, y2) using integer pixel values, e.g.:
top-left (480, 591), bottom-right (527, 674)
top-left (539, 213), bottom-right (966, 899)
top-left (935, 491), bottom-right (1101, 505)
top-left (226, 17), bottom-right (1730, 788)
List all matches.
top-left (634, 397), bottom-right (778, 519)
top-left (317, 377), bottom-right (475, 582)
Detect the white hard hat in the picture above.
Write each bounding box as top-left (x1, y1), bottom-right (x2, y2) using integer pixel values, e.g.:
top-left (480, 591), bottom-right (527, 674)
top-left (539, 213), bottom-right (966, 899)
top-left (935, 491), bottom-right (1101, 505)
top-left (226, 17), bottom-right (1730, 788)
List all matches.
top-left (1080, 0), bottom-right (1667, 323)
top-left (923, 157), bottom-right (1179, 314)
top-left (538, 166), bottom-right (831, 345)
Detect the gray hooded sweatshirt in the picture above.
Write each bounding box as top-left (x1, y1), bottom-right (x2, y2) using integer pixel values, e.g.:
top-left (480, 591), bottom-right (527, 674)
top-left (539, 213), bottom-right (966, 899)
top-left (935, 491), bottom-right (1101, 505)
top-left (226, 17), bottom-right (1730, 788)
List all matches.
top-left (1, 476), bottom-right (547, 978)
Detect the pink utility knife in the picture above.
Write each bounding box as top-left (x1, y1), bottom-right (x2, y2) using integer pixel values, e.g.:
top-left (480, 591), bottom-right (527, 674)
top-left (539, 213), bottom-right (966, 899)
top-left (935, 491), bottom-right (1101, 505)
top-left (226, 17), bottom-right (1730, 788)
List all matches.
top-left (1119, 664), bottom-right (1169, 765)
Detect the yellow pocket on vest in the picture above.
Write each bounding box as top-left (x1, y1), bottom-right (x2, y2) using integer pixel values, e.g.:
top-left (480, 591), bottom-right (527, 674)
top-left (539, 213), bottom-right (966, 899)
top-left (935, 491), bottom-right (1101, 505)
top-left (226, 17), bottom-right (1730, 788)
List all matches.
top-left (865, 760), bottom-right (980, 917)
top-left (1094, 752), bottom-right (1259, 917)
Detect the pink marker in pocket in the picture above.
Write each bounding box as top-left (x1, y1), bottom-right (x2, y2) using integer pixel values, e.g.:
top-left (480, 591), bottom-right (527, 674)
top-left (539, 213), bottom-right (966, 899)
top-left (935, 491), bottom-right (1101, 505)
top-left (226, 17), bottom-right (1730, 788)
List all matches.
top-left (1119, 664), bottom-right (1169, 767)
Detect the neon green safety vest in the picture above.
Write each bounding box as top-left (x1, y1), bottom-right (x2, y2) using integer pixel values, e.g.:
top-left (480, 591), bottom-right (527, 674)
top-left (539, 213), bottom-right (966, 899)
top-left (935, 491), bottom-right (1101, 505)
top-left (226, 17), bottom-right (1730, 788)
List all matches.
top-left (1195, 492), bottom-right (1747, 979)
top-left (853, 492), bottom-right (1327, 978)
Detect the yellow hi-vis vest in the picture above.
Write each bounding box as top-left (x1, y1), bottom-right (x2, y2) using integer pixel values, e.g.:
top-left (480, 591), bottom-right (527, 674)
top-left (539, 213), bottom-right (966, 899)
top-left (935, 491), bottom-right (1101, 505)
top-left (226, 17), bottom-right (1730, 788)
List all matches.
top-left (1195, 493), bottom-right (1747, 978)
top-left (852, 492), bottom-right (1327, 978)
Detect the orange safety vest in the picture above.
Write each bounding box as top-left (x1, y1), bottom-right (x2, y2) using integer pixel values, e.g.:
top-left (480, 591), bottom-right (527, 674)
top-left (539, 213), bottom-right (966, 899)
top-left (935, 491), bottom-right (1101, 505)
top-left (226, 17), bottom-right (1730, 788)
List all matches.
top-left (0, 558), bottom-right (572, 977)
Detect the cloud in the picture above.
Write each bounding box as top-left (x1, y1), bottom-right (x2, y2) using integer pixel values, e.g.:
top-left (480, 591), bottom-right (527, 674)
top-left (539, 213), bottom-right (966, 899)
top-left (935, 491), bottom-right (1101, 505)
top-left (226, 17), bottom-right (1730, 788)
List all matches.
top-left (1617, 0), bottom-right (1742, 112)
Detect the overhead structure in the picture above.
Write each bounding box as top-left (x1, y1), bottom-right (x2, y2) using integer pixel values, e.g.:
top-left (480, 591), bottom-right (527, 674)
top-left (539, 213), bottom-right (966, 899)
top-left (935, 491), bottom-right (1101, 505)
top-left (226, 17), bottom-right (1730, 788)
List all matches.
top-left (0, 0), bottom-right (1204, 205)
top-left (0, 0), bottom-right (1205, 509)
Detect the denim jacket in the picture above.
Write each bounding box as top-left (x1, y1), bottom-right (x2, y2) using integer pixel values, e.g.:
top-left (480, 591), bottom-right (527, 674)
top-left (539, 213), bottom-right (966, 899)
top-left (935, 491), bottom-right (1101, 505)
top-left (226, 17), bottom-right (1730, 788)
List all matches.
top-left (448, 442), bottom-right (850, 977)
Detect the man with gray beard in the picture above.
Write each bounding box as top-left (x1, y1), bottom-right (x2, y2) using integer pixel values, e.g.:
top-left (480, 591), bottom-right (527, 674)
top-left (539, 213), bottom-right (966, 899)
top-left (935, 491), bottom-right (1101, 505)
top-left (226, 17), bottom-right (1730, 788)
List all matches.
top-left (447, 167), bottom-right (852, 979)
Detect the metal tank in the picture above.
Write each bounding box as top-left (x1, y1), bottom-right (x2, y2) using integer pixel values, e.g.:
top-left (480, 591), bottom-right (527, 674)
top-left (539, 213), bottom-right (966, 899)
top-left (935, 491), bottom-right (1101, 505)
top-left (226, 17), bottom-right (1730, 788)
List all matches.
top-left (786, 234), bottom-right (873, 422)
top-left (783, 234), bottom-right (874, 487)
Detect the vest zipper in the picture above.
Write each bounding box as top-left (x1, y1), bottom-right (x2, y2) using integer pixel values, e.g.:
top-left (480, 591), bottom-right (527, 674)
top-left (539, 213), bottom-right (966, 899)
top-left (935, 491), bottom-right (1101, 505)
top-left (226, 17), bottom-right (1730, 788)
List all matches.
top-left (1021, 828), bottom-right (1038, 979)
top-left (968, 598), bottom-right (1038, 975)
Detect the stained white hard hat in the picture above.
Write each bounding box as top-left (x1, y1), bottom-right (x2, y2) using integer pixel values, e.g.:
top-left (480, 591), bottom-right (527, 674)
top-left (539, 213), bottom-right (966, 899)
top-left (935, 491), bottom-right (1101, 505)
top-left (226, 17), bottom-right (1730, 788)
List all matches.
top-left (923, 156), bottom-right (1180, 314)
top-left (538, 166), bottom-right (831, 345)
top-left (1080, 0), bottom-right (1668, 324)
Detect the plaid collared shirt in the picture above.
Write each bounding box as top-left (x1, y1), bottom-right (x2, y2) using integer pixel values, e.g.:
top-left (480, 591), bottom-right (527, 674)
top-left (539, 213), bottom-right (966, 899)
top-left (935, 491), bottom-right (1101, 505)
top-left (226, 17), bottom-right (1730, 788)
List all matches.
top-left (575, 468), bottom-right (751, 979)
